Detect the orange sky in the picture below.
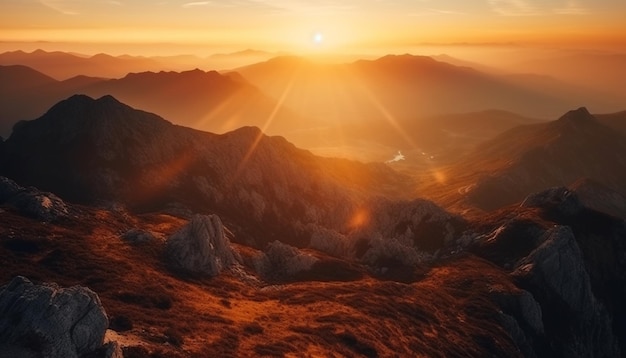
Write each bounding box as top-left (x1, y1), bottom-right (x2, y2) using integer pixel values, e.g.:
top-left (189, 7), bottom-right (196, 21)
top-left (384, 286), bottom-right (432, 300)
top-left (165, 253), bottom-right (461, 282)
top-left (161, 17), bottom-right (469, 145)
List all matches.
top-left (1, 0), bottom-right (626, 56)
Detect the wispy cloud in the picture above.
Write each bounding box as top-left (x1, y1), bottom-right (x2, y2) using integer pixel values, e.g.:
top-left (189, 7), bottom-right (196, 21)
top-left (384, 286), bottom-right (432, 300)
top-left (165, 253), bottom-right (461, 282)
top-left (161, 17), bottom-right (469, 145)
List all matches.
top-left (40, 0), bottom-right (124, 15)
top-left (488, 0), bottom-right (537, 16)
top-left (488, 0), bottom-right (589, 16)
top-left (554, 0), bottom-right (588, 15)
top-left (409, 8), bottom-right (465, 16)
top-left (40, 0), bottom-right (79, 15)
top-left (182, 1), bottom-right (212, 8)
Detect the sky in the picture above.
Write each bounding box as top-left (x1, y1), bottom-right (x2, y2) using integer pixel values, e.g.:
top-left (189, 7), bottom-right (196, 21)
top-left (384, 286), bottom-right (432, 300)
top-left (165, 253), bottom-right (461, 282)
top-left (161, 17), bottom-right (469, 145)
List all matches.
top-left (1, 0), bottom-right (626, 55)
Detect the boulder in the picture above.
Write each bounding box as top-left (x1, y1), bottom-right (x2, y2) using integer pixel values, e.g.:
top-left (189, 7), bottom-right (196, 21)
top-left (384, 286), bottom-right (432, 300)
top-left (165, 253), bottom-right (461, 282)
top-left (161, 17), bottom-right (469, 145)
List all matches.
top-left (255, 241), bottom-right (318, 280)
top-left (308, 224), bottom-right (348, 258)
top-left (121, 229), bottom-right (156, 245)
top-left (0, 176), bottom-right (21, 202)
top-left (166, 214), bottom-right (239, 276)
top-left (354, 198), bottom-right (464, 253)
top-left (358, 234), bottom-right (428, 268)
top-left (7, 190), bottom-right (68, 222)
top-left (520, 187), bottom-right (583, 218)
top-left (0, 276), bottom-right (108, 358)
top-left (0, 176), bottom-right (68, 221)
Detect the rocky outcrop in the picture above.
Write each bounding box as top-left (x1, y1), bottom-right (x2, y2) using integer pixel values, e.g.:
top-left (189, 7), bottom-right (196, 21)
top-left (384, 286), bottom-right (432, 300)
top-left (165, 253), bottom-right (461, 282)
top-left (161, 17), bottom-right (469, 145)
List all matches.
top-left (307, 224), bottom-right (349, 258)
top-left (512, 226), bottom-right (620, 357)
top-left (121, 229), bottom-right (157, 245)
top-left (0, 176), bottom-right (68, 221)
top-left (254, 241), bottom-right (318, 280)
top-left (166, 214), bottom-right (239, 276)
top-left (521, 186), bottom-right (583, 219)
top-left (355, 199), bottom-right (463, 252)
top-left (570, 178), bottom-right (626, 219)
top-left (0, 276), bottom-right (109, 358)
top-left (490, 288), bottom-right (545, 358)
top-left (0, 176), bottom-right (21, 202)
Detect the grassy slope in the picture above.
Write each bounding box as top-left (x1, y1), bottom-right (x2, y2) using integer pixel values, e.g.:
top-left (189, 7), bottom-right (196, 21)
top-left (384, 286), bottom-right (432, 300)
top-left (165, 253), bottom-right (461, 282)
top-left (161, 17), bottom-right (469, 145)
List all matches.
top-left (0, 205), bottom-right (522, 357)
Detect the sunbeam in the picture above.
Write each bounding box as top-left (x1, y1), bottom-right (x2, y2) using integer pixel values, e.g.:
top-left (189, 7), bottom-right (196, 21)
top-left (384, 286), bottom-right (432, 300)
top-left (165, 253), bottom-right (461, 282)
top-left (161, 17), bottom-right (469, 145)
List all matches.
top-left (232, 65), bottom-right (300, 182)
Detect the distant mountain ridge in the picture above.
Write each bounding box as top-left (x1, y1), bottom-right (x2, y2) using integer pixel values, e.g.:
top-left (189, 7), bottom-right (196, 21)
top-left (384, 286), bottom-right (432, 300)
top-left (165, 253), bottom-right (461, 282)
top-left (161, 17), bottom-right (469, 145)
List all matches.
top-left (428, 107), bottom-right (626, 212)
top-left (0, 65), bottom-right (315, 142)
top-left (0, 49), bottom-right (166, 79)
top-left (236, 53), bottom-right (581, 120)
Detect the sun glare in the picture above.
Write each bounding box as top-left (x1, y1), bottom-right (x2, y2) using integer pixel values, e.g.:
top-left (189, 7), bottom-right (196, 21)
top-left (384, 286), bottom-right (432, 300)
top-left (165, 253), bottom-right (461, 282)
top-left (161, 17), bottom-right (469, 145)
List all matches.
top-left (313, 32), bottom-right (324, 44)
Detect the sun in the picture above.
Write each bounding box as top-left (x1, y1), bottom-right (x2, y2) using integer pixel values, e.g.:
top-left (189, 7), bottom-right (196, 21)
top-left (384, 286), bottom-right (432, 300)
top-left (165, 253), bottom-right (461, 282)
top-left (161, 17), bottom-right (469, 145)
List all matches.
top-left (312, 32), bottom-right (324, 44)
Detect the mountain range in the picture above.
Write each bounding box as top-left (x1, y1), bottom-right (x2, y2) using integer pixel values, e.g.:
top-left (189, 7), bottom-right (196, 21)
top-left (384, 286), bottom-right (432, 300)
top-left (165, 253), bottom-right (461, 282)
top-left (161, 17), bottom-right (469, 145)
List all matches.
top-left (1, 94), bottom-right (625, 357)
top-left (0, 94), bottom-right (412, 248)
top-left (3, 50), bottom-right (621, 165)
top-left (0, 64), bottom-right (314, 142)
top-left (234, 54), bottom-right (614, 120)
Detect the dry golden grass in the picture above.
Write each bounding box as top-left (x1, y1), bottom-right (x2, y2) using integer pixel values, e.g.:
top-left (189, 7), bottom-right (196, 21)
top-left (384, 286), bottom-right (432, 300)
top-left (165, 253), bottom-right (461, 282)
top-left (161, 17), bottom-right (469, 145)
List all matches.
top-left (0, 206), bottom-right (524, 357)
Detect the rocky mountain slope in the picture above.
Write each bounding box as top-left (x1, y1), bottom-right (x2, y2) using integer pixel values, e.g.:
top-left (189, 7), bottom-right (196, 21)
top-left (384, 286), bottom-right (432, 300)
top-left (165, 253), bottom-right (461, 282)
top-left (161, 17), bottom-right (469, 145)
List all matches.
top-left (0, 95), bottom-right (427, 249)
top-left (1, 177), bottom-right (624, 357)
top-left (425, 107), bottom-right (626, 213)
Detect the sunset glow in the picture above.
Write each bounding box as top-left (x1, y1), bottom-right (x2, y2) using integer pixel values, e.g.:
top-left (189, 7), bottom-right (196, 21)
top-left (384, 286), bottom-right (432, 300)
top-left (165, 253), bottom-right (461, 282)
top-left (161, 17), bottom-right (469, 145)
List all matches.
top-left (1, 1), bottom-right (626, 56)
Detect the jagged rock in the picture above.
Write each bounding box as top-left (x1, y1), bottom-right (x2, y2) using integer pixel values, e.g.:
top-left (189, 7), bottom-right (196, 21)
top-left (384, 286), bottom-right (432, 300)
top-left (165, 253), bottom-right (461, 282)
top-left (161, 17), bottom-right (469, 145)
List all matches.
top-left (0, 176), bottom-right (68, 221)
top-left (307, 224), bottom-right (348, 258)
top-left (0, 176), bottom-right (21, 202)
top-left (0, 276), bottom-right (108, 358)
top-left (490, 288), bottom-right (545, 357)
top-left (513, 226), bottom-right (592, 313)
top-left (469, 219), bottom-right (547, 268)
top-left (521, 187), bottom-right (583, 218)
top-left (355, 199), bottom-right (463, 252)
top-left (166, 214), bottom-right (239, 276)
top-left (513, 226), bottom-right (620, 357)
top-left (254, 241), bottom-right (318, 279)
top-left (358, 234), bottom-right (430, 268)
top-left (121, 229), bottom-right (156, 245)
top-left (102, 341), bottom-right (124, 358)
top-left (7, 190), bottom-right (68, 222)
top-left (571, 178), bottom-right (626, 219)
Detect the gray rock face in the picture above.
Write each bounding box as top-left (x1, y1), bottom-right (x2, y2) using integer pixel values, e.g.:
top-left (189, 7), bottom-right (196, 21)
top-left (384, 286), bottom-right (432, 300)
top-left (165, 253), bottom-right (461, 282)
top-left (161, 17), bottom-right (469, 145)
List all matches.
top-left (0, 276), bottom-right (108, 358)
top-left (166, 214), bottom-right (239, 276)
top-left (121, 229), bottom-right (157, 245)
top-left (521, 187), bottom-right (583, 218)
top-left (513, 226), bottom-right (620, 357)
top-left (514, 226), bottom-right (592, 313)
top-left (0, 176), bottom-right (68, 221)
top-left (356, 198), bottom-right (463, 253)
top-left (255, 241), bottom-right (318, 280)
top-left (0, 176), bottom-right (21, 202)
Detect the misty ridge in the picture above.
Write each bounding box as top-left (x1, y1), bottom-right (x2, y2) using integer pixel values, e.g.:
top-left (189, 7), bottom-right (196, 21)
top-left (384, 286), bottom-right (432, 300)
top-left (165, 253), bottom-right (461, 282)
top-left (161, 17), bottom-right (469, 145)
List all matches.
top-left (1, 47), bottom-right (626, 358)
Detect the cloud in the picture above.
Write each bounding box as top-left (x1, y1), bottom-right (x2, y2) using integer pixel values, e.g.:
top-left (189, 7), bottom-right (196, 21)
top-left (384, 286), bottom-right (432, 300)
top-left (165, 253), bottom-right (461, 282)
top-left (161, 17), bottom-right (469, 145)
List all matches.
top-left (40, 0), bottom-right (124, 15)
top-left (488, 0), bottom-right (536, 16)
top-left (182, 1), bottom-right (211, 7)
top-left (554, 0), bottom-right (588, 15)
top-left (488, 0), bottom-right (589, 16)
top-left (40, 0), bottom-right (79, 15)
top-left (409, 8), bottom-right (465, 16)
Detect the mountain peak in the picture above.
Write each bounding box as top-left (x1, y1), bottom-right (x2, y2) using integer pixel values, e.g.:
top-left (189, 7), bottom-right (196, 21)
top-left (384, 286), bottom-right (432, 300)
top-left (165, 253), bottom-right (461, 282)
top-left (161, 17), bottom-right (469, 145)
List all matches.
top-left (39, 94), bottom-right (143, 127)
top-left (556, 107), bottom-right (595, 124)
